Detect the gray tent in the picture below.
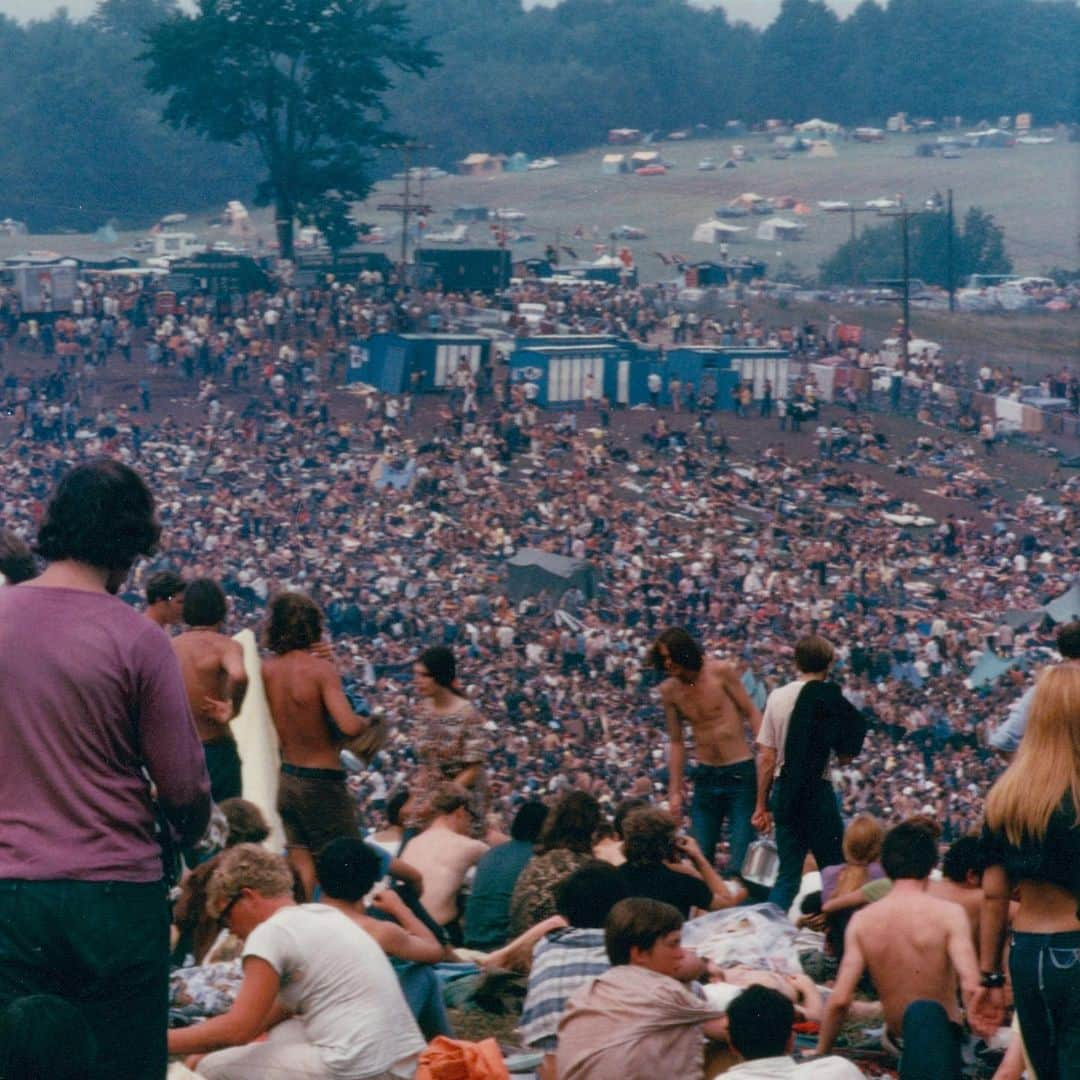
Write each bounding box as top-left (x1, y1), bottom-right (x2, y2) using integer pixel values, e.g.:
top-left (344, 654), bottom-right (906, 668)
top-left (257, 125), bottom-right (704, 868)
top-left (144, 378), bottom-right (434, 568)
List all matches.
top-left (505, 548), bottom-right (594, 602)
top-left (1043, 583), bottom-right (1080, 624)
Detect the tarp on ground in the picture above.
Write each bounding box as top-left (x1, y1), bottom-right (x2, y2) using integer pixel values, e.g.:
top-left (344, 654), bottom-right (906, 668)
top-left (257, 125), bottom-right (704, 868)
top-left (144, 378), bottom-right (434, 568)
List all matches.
top-left (1043, 583), bottom-right (1080, 624)
top-left (1001, 607), bottom-right (1046, 629)
top-left (965, 650), bottom-right (1019, 689)
top-left (505, 547), bottom-right (594, 602)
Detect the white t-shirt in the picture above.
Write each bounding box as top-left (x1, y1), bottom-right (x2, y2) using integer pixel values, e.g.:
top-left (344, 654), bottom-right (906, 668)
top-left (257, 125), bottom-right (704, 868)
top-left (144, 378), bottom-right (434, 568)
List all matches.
top-left (725, 1054), bottom-right (864, 1078)
top-left (243, 904), bottom-right (424, 1078)
top-left (757, 678), bottom-right (810, 774)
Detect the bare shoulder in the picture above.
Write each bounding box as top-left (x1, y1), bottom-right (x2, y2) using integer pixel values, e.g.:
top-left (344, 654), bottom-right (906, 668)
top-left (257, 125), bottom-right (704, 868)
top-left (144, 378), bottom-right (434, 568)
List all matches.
top-left (709, 658), bottom-right (740, 682)
top-left (658, 676), bottom-right (679, 702)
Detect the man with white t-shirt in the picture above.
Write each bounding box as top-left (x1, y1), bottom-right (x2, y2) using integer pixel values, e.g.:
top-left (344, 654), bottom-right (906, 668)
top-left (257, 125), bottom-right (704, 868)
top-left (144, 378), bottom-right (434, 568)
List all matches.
top-left (725, 985), bottom-right (862, 1078)
top-left (169, 844), bottom-right (423, 1079)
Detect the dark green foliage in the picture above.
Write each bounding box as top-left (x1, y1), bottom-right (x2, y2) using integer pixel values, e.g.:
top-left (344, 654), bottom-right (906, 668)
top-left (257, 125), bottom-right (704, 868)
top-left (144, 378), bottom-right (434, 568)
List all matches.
top-left (819, 204), bottom-right (1013, 286)
top-left (142, 0), bottom-right (438, 259)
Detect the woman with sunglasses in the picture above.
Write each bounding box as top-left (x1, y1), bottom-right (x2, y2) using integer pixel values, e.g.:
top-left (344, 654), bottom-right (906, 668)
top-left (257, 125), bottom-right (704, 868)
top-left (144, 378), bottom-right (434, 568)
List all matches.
top-left (168, 844), bottom-right (424, 1079)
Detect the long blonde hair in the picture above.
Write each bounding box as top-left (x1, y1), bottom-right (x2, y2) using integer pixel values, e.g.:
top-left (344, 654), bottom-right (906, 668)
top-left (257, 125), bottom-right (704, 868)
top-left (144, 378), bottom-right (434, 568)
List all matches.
top-left (985, 665), bottom-right (1080, 846)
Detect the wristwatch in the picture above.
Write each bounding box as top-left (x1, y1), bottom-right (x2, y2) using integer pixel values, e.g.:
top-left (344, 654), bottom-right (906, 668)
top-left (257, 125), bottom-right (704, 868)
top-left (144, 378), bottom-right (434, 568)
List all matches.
top-left (980, 971), bottom-right (1006, 989)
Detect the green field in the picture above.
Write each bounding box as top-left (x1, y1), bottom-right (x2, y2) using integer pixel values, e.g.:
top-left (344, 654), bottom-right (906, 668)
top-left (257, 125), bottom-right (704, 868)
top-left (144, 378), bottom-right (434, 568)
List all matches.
top-left (359, 131), bottom-right (1080, 284)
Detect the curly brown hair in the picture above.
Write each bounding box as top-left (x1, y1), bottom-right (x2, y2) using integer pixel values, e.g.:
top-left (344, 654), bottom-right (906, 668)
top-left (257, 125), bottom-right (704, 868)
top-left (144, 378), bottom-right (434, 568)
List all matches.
top-left (265, 591), bottom-right (323, 654)
top-left (622, 806), bottom-right (678, 867)
top-left (207, 844), bottom-right (294, 916)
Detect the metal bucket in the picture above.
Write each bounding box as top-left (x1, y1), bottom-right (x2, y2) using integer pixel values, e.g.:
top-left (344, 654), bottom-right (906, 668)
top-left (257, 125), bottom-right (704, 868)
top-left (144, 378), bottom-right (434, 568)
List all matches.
top-left (741, 837), bottom-right (779, 888)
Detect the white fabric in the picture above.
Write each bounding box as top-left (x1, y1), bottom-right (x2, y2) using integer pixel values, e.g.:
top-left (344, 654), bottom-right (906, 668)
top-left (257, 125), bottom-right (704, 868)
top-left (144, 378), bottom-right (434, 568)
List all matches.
top-left (240, 905), bottom-right (423, 1079)
top-left (757, 678), bottom-right (808, 772)
top-left (230, 629), bottom-right (284, 849)
top-left (724, 1054), bottom-right (864, 1078)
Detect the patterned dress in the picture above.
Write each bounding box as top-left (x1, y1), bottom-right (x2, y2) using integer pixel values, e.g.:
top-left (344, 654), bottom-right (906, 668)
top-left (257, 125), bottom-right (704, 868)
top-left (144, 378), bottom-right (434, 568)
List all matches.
top-left (410, 700), bottom-right (491, 839)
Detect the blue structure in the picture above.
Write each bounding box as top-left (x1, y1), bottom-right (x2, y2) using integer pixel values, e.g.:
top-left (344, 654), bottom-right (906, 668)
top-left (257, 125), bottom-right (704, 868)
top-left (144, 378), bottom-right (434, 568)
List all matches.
top-left (508, 335), bottom-right (646, 408)
top-left (348, 333), bottom-right (491, 394)
top-left (623, 346), bottom-right (789, 408)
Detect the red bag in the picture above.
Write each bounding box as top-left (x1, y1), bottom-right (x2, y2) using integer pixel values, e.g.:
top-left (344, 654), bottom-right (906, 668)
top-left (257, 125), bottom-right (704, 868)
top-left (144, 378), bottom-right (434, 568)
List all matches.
top-left (414, 1036), bottom-right (510, 1080)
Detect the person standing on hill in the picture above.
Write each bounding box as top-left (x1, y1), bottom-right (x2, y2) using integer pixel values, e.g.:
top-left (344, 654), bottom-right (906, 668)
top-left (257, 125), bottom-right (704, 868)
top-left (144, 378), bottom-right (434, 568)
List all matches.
top-left (262, 591), bottom-right (375, 898)
top-left (172, 579), bottom-right (249, 802)
top-left (652, 628), bottom-right (762, 876)
top-left (0, 460), bottom-right (211, 1079)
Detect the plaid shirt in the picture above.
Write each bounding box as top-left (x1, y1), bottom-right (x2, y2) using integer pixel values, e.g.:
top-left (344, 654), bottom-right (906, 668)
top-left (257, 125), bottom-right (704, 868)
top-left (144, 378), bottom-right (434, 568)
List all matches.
top-left (518, 927), bottom-right (610, 1051)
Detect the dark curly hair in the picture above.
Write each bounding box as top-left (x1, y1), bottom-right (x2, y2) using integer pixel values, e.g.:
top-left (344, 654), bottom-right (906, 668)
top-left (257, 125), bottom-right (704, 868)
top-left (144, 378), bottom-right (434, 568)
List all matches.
top-left (34, 460), bottom-right (160, 573)
top-left (537, 790), bottom-right (601, 855)
top-left (266, 591), bottom-right (323, 654)
top-left (183, 578), bottom-right (227, 627)
top-left (622, 807), bottom-right (678, 867)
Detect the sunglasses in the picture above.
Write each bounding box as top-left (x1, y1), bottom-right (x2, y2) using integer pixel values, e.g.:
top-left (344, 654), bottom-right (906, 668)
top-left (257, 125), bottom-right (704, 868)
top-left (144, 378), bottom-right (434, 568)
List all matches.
top-left (217, 890), bottom-right (244, 929)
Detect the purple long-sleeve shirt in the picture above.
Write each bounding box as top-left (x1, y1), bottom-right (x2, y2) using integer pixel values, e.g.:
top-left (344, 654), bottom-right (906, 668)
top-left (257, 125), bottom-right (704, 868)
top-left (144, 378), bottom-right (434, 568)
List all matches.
top-left (0, 585), bottom-right (211, 882)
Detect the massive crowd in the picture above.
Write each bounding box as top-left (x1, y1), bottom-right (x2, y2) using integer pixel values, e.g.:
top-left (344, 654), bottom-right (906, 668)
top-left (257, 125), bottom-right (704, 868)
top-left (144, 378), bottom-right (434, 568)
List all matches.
top-left (1, 270), bottom-right (1078, 1079)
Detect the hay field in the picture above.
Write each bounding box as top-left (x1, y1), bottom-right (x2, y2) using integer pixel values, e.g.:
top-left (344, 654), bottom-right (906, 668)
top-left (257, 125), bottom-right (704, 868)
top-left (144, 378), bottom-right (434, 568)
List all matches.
top-left (358, 132), bottom-right (1079, 284)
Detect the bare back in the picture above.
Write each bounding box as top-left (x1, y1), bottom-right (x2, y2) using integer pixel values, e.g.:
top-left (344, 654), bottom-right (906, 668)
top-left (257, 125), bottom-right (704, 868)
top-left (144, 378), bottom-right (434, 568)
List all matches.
top-left (847, 890), bottom-right (971, 1035)
top-left (172, 630), bottom-right (248, 742)
top-left (661, 659), bottom-right (759, 765)
top-left (262, 649), bottom-right (360, 770)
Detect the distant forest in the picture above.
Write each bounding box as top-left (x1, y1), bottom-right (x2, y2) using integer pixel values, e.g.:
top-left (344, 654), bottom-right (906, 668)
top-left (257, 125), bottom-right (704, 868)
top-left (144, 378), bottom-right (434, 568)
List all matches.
top-left (3, 0), bottom-right (1077, 232)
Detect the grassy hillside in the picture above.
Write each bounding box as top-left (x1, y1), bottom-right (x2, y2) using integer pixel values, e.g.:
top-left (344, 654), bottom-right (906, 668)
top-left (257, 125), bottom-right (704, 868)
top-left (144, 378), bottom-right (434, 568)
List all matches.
top-left (357, 131), bottom-right (1079, 283)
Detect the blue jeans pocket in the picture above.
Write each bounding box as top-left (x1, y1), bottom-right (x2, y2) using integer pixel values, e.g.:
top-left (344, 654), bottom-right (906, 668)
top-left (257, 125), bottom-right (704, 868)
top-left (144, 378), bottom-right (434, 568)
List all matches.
top-left (1048, 947), bottom-right (1080, 970)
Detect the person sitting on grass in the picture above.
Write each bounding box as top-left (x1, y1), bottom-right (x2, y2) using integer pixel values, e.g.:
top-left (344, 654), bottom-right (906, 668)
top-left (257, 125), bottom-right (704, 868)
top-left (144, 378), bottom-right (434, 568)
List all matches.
top-left (556, 897), bottom-right (728, 1080)
top-left (723, 985), bottom-right (863, 1078)
top-left (314, 836), bottom-right (449, 1040)
top-left (167, 844), bottom-right (424, 1079)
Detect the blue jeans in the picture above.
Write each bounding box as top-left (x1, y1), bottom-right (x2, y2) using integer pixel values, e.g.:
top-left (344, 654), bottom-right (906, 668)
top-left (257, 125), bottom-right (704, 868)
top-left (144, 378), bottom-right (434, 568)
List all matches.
top-left (0, 879), bottom-right (170, 1080)
top-left (689, 760), bottom-right (756, 874)
top-left (1009, 929), bottom-right (1080, 1080)
top-left (894, 1000), bottom-right (963, 1079)
top-left (768, 777), bottom-right (844, 912)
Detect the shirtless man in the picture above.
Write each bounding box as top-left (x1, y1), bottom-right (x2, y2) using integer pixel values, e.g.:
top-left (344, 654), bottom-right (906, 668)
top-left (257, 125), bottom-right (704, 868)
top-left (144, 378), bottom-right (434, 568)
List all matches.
top-left (262, 590), bottom-right (374, 898)
top-left (651, 628), bottom-right (761, 875)
top-left (395, 785), bottom-right (488, 930)
top-left (172, 579), bottom-right (248, 802)
top-left (816, 821), bottom-right (991, 1077)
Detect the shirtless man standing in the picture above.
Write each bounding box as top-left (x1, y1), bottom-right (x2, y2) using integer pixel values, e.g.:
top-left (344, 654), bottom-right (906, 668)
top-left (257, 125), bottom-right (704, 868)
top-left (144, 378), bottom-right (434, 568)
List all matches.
top-left (816, 820), bottom-right (991, 1077)
top-left (651, 628), bottom-right (761, 876)
top-left (262, 591), bottom-right (374, 898)
top-left (172, 579), bottom-right (248, 802)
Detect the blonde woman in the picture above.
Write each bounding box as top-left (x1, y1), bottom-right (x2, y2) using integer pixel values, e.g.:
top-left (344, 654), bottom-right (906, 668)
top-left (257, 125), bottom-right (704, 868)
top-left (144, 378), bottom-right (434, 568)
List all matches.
top-left (973, 665), bottom-right (1080, 1079)
top-left (168, 845), bottom-right (424, 1079)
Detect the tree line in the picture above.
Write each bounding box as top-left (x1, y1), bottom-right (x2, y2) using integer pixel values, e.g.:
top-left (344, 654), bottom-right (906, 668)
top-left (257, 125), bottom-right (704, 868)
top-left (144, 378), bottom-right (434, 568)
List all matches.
top-left (1, 0), bottom-right (1076, 235)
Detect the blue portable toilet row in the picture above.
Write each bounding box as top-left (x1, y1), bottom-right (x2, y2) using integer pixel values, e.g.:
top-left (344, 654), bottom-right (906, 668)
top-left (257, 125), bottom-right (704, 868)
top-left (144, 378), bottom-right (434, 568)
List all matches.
top-left (348, 333), bottom-right (491, 394)
top-left (509, 341), bottom-right (637, 408)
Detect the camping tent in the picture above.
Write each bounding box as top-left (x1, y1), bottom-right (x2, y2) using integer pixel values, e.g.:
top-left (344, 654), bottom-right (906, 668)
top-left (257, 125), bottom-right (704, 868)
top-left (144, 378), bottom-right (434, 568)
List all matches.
top-left (602, 153), bottom-right (628, 175)
top-left (807, 140), bottom-right (838, 158)
top-left (505, 151), bottom-right (530, 173)
top-left (794, 118), bottom-right (841, 136)
top-left (691, 220), bottom-right (748, 244)
top-left (756, 217), bottom-right (805, 242)
top-left (505, 548), bottom-right (595, 602)
top-left (1043, 583), bottom-right (1080, 624)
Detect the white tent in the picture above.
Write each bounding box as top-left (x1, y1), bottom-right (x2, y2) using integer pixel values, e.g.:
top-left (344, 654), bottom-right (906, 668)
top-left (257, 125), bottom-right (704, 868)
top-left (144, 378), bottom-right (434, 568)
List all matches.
top-left (756, 217), bottom-right (805, 241)
top-left (807, 140), bottom-right (838, 158)
top-left (692, 219), bottom-right (748, 244)
top-left (630, 150), bottom-right (660, 165)
top-left (601, 153), bottom-right (627, 174)
top-left (795, 118), bottom-right (840, 136)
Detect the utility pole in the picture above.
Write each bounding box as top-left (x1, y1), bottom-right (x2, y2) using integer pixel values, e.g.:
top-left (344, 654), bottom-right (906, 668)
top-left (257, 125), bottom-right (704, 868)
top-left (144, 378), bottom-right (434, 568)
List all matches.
top-left (377, 142), bottom-right (433, 269)
top-left (946, 187), bottom-right (956, 312)
top-left (879, 207), bottom-right (921, 372)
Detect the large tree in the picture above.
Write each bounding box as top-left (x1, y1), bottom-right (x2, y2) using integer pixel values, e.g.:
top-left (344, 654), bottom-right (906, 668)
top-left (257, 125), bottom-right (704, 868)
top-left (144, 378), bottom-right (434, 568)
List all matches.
top-left (143, 0), bottom-right (437, 260)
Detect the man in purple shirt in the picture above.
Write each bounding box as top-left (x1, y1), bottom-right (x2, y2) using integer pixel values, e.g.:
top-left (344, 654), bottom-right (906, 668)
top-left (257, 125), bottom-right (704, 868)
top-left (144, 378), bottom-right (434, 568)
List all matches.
top-left (0, 460), bottom-right (211, 1080)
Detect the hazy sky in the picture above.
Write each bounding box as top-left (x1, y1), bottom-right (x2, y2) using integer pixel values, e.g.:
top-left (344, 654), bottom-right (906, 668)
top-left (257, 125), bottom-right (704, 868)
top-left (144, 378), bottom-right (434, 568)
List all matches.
top-left (0, 0), bottom-right (865, 27)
